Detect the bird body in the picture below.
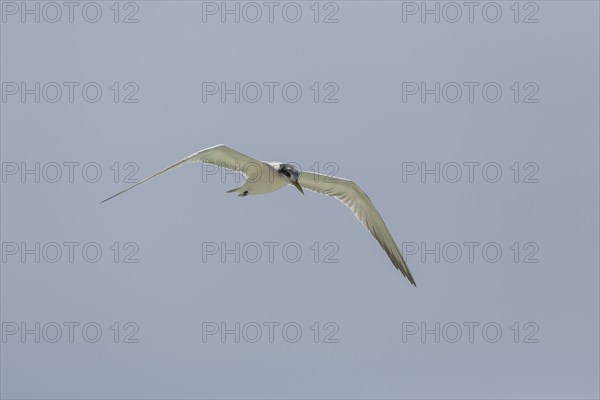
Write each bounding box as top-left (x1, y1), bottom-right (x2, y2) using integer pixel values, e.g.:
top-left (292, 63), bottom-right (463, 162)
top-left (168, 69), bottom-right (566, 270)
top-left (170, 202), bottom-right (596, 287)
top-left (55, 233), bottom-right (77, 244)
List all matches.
top-left (227, 162), bottom-right (295, 196)
top-left (102, 144), bottom-right (416, 286)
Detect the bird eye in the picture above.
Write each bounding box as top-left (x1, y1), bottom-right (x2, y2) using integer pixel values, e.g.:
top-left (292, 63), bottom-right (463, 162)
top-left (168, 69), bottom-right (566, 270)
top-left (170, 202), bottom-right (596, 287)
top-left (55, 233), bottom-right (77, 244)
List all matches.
top-left (283, 171), bottom-right (291, 178)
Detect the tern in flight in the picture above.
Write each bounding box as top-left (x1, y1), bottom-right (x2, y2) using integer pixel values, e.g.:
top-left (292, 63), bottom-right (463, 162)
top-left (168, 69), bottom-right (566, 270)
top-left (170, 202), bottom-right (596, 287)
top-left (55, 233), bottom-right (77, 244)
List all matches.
top-left (101, 144), bottom-right (416, 286)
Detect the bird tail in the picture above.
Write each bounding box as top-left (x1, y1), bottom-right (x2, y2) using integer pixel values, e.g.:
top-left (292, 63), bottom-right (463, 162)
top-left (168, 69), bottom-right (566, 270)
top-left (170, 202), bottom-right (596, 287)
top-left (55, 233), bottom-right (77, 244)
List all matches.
top-left (226, 186), bottom-right (248, 197)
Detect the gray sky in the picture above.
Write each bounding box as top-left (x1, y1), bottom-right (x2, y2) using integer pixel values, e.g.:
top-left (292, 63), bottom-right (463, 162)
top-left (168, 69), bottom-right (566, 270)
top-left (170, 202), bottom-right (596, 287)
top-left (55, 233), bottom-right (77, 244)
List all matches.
top-left (1, 1), bottom-right (599, 399)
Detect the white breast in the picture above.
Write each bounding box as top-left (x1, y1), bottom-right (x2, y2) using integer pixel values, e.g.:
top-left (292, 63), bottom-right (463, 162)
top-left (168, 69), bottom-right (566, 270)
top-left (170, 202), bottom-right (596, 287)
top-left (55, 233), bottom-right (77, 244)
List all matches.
top-left (241, 162), bottom-right (288, 195)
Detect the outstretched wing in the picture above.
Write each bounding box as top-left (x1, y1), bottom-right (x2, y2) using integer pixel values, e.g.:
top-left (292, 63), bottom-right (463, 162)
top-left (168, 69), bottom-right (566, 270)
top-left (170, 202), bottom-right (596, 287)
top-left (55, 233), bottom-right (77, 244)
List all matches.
top-left (298, 171), bottom-right (416, 286)
top-left (101, 144), bottom-right (262, 203)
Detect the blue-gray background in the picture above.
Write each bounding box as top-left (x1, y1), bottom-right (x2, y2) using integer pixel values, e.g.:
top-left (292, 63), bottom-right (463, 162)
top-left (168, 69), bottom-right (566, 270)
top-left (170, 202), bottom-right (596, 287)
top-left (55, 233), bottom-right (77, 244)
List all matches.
top-left (1, 1), bottom-right (599, 399)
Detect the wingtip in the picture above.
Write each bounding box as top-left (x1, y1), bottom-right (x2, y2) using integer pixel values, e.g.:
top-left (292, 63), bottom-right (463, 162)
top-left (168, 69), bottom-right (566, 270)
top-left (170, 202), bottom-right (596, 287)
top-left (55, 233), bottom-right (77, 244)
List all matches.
top-left (99, 194), bottom-right (117, 204)
top-left (407, 273), bottom-right (417, 287)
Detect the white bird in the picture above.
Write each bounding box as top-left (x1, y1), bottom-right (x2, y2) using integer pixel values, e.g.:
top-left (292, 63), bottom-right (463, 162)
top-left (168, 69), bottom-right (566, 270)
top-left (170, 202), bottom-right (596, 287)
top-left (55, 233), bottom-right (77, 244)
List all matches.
top-left (101, 144), bottom-right (416, 286)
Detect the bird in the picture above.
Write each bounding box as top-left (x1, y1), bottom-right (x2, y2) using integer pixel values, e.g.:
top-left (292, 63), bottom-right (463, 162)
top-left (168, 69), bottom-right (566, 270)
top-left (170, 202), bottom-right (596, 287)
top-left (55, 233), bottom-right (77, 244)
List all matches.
top-left (101, 144), bottom-right (416, 286)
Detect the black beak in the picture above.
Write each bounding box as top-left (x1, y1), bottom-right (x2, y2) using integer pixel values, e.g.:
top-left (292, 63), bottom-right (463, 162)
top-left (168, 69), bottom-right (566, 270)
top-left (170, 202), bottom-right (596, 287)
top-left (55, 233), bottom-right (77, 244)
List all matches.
top-left (292, 181), bottom-right (304, 195)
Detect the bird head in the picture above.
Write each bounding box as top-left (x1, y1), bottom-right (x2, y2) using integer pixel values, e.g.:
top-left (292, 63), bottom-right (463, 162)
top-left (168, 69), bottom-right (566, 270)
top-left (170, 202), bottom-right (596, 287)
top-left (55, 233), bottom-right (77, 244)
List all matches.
top-left (278, 163), bottom-right (304, 195)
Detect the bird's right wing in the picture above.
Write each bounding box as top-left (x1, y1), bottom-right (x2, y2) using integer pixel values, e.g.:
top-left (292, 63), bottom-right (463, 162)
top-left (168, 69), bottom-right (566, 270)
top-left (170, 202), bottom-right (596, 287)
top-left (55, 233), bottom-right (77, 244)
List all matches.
top-left (101, 144), bottom-right (262, 203)
top-left (298, 171), bottom-right (416, 286)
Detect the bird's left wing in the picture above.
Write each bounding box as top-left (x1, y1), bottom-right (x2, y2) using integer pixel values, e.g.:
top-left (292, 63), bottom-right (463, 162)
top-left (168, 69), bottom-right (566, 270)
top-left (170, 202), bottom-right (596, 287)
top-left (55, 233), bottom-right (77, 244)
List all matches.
top-left (298, 171), bottom-right (416, 286)
top-left (101, 144), bottom-right (261, 203)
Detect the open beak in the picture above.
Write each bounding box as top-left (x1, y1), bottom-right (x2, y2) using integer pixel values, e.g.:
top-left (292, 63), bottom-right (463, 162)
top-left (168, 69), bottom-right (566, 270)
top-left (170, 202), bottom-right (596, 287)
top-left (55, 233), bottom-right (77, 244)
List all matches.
top-left (292, 181), bottom-right (304, 195)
